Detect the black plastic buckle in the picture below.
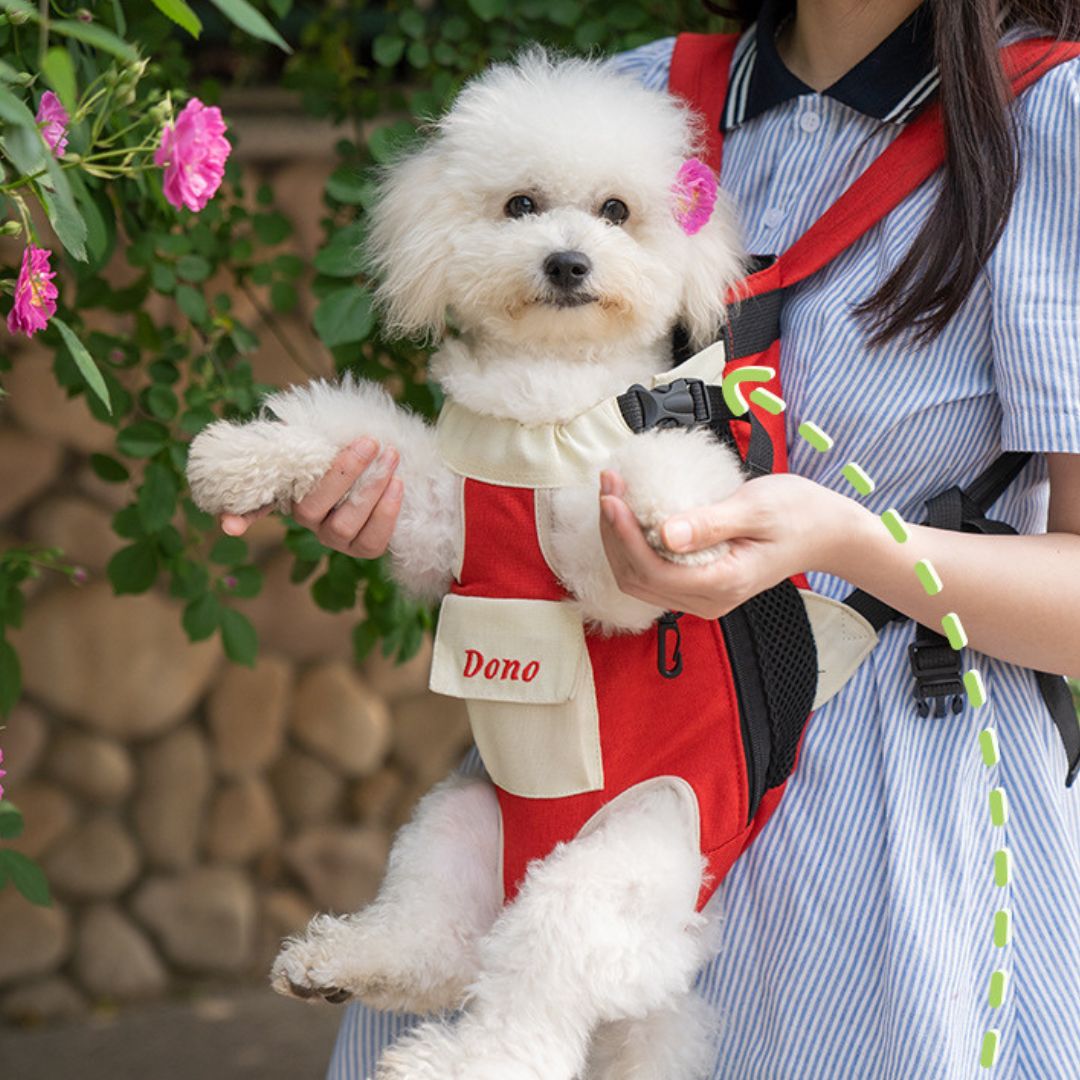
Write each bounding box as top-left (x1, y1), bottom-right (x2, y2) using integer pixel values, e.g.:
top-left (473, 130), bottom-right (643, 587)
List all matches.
top-left (908, 641), bottom-right (965, 718)
top-left (628, 378), bottom-right (710, 431)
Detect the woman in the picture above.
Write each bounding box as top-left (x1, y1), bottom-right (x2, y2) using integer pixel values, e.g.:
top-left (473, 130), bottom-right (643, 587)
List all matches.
top-left (225, 1), bottom-right (1080, 1075)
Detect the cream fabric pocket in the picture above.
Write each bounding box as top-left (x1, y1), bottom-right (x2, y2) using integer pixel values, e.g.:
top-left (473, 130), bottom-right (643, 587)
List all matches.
top-left (430, 593), bottom-right (604, 799)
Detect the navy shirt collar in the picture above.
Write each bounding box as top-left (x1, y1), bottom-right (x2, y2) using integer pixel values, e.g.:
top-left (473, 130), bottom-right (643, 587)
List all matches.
top-left (723, 0), bottom-right (939, 131)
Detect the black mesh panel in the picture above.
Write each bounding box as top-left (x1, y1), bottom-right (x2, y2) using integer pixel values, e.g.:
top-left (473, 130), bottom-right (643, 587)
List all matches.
top-left (738, 580), bottom-right (819, 788)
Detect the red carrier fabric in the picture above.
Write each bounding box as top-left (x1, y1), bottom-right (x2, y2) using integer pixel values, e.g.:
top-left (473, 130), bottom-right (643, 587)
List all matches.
top-left (451, 479), bottom-right (753, 910)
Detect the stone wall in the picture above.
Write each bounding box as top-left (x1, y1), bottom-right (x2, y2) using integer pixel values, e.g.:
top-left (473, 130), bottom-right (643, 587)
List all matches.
top-left (0, 110), bottom-right (472, 1024)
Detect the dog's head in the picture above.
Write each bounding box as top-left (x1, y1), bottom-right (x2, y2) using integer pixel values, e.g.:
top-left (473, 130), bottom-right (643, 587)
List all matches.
top-left (365, 49), bottom-right (744, 354)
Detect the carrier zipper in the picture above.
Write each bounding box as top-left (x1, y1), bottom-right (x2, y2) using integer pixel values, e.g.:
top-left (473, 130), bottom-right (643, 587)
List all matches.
top-left (656, 611), bottom-right (684, 679)
top-left (719, 606), bottom-right (770, 824)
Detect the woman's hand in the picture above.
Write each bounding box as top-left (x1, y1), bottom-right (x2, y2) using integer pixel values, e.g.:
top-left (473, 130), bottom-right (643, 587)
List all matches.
top-left (219, 438), bottom-right (403, 559)
top-left (598, 469), bottom-right (867, 619)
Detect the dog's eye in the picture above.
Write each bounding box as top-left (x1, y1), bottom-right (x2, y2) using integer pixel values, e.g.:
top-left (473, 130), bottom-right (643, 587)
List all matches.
top-left (505, 194), bottom-right (538, 219)
top-left (599, 198), bottom-right (629, 226)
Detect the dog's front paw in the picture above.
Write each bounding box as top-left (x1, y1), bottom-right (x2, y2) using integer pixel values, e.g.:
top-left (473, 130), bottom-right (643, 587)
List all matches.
top-left (187, 418), bottom-right (339, 517)
top-left (610, 427), bottom-right (745, 566)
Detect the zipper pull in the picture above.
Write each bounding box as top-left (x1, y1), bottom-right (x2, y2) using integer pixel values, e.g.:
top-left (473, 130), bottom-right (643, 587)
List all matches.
top-left (657, 611), bottom-right (684, 679)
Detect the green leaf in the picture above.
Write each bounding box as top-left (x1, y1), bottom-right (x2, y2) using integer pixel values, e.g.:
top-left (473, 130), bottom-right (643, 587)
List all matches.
top-left (52, 318), bottom-right (111, 414)
top-left (313, 221), bottom-right (365, 276)
top-left (467, 0), bottom-right (506, 21)
top-left (67, 172), bottom-right (116, 271)
top-left (182, 591), bottom-right (220, 640)
top-left (366, 120), bottom-right (418, 165)
top-left (325, 166), bottom-right (369, 206)
top-left (50, 20), bottom-right (139, 62)
top-left (373, 34), bottom-right (406, 68)
top-left (0, 850), bottom-right (51, 907)
top-left (208, 0), bottom-right (292, 54)
top-left (41, 46), bottom-right (77, 116)
top-left (407, 41), bottom-right (430, 69)
top-left (137, 462), bottom-right (180, 532)
top-left (222, 564), bottom-right (262, 598)
top-left (210, 536), bottom-right (247, 565)
top-left (313, 286), bottom-right (375, 347)
top-left (151, 262), bottom-right (176, 293)
top-left (272, 253), bottom-right (304, 278)
top-left (175, 284), bottom-right (208, 324)
top-left (90, 453), bottom-right (130, 483)
top-left (107, 541), bottom-right (159, 594)
top-left (0, 639), bottom-right (20, 716)
top-left (150, 0), bottom-right (202, 38)
top-left (219, 607), bottom-right (258, 665)
top-left (170, 557), bottom-right (210, 599)
top-left (399, 8), bottom-right (426, 37)
top-left (176, 254), bottom-right (211, 283)
top-left (270, 281), bottom-right (297, 312)
top-left (0, 801), bottom-right (24, 840)
top-left (145, 385), bottom-right (179, 421)
top-left (117, 420), bottom-right (169, 458)
top-left (352, 620), bottom-right (379, 663)
top-left (253, 212), bottom-right (291, 245)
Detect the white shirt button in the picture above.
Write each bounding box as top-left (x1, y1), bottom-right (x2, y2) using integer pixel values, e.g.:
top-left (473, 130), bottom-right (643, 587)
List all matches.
top-left (799, 111), bottom-right (822, 133)
top-left (762, 207), bottom-right (784, 229)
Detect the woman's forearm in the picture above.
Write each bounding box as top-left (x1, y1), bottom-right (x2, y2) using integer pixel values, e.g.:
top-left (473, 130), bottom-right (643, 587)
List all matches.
top-left (827, 502), bottom-right (1080, 677)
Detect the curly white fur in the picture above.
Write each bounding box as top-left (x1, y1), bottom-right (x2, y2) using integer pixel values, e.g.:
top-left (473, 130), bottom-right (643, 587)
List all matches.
top-left (186, 48), bottom-right (749, 1078)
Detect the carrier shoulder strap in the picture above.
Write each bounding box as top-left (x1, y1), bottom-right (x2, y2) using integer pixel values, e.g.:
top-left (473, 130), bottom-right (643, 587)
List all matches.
top-left (669, 34), bottom-right (1080, 287)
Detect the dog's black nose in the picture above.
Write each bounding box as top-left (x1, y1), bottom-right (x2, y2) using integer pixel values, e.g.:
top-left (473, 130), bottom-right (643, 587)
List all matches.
top-left (543, 250), bottom-right (592, 290)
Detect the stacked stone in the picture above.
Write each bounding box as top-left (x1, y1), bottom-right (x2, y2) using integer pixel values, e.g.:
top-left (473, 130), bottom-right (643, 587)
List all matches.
top-left (0, 220), bottom-right (473, 1022)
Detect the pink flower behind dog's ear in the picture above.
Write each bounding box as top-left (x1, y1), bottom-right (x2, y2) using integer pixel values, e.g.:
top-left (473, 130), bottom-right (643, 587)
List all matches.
top-left (671, 158), bottom-right (718, 236)
top-left (154, 98), bottom-right (231, 213)
top-left (7, 245), bottom-right (59, 338)
top-left (36, 91), bottom-right (69, 158)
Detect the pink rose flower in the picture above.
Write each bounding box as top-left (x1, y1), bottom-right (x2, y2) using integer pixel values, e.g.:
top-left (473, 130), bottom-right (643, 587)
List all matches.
top-left (154, 98), bottom-right (231, 213)
top-left (0, 746), bottom-right (6, 801)
top-left (36, 90), bottom-right (69, 157)
top-left (671, 157), bottom-right (719, 236)
top-left (7, 245), bottom-right (59, 338)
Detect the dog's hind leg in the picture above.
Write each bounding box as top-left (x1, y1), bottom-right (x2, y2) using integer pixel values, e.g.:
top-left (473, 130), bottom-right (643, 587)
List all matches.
top-left (374, 780), bottom-right (710, 1080)
top-left (583, 992), bottom-right (716, 1080)
top-left (271, 773), bottom-right (501, 1013)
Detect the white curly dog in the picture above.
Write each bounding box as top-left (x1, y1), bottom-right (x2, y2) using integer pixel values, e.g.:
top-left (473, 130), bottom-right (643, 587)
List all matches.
top-left (188, 50), bottom-right (749, 1080)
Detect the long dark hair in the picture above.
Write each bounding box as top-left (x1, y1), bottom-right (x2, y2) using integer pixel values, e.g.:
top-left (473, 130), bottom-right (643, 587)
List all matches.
top-left (704, 1), bottom-right (1080, 344)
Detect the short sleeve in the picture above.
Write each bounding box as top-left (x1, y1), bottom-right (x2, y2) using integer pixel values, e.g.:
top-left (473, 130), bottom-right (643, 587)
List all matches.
top-left (606, 36), bottom-right (676, 91)
top-left (988, 54), bottom-right (1080, 454)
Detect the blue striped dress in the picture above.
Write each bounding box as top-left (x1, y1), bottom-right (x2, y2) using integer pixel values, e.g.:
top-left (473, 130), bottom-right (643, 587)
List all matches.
top-left (327, 28), bottom-right (1080, 1080)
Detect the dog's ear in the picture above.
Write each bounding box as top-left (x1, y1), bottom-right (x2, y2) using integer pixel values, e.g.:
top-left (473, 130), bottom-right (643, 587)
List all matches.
top-left (365, 143), bottom-right (455, 341)
top-left (677, 196), bottom-right (745, 350)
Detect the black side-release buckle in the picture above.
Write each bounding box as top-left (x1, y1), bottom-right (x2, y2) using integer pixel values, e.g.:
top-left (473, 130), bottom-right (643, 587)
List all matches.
top-left (627, 378), bottom-right (711, 432)
top-left (908, 639), bottom-right (965, 718)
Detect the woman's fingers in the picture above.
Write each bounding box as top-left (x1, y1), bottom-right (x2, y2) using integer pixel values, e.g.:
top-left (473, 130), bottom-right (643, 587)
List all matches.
top-left (292, 438), bottom-right (381, 529)
top-left (315, 449), bottom-right (400, 554)
top-left (220, 504), bottom-right (272, 537)
top-left (346, 476), bottom-right (405, 559)
top-left (660, 484), bottom-right (761, 554)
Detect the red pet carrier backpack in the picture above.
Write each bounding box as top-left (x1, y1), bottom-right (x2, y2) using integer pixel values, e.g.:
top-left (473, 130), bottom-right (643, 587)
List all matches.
top-left (428, 35), bottom-right (1080, 914)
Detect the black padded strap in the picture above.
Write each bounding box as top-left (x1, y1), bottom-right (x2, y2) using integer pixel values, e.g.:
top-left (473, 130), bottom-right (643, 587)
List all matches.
top-left (843, 452), bottom-right (1034, 631)
top-left (1036, 673), bottom-right (1080, 787)
top-left (725, 284), bottom-right (783, 361)
top-left (702, 384), bottom-right (774, 477)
